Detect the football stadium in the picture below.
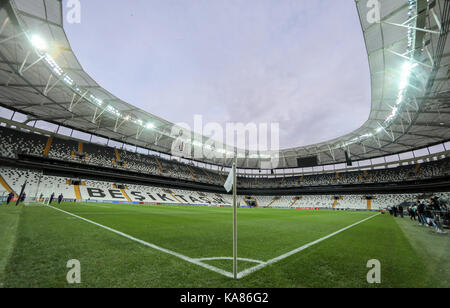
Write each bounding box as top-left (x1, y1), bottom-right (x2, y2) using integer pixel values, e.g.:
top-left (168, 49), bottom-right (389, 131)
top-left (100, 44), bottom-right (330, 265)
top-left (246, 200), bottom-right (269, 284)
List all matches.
top-left (0, 0), bottom-right (449, 292)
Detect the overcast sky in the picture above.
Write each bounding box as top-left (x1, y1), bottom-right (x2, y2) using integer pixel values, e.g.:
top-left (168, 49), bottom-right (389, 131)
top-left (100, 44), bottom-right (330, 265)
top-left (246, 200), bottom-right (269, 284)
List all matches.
top-left (62, 0), bottom-right (371, 150)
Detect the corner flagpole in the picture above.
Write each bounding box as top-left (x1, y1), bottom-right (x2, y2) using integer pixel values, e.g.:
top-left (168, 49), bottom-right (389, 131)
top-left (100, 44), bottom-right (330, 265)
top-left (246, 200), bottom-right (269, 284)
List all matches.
top-left (233, 155), bottom-right (238, 280)
top-left (15, 180), bottom-right (27, 206)
top-left (223, 154), bottom-right (238, 280)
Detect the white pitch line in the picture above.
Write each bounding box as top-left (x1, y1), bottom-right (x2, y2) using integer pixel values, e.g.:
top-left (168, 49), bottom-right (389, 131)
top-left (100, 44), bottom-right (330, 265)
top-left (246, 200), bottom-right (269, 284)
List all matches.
top-left (46, 205), bottom-right (234, 279)
top-left (47, 205), bottom-right (380, 280)
top-left (237, 212), bottom-right (381, 279)
top-left (195, 257), bottom-right (265, 265)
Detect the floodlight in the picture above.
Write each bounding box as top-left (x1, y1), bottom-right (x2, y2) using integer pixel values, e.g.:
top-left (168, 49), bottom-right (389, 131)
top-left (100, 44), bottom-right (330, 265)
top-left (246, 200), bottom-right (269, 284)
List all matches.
top-left (399, 61), bottom-right (418, 91)
top-left (31, 35), bottom-right (47, 51)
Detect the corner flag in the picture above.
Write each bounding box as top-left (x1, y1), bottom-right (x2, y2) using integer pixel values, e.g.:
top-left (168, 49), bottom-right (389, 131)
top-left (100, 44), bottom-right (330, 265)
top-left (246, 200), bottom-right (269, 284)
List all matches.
top-left (15, 180), bottom-right (27, 206)
top-left (224, 168), bottom-right (234, 193)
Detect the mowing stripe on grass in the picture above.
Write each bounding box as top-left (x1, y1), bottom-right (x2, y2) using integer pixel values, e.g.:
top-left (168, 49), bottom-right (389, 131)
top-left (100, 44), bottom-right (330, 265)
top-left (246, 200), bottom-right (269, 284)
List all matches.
top-left (237, 212), bottom-right (381, 279)
top-left (0, 207), bottom-right (22, 287)
top-left (46, 205), bottom-right (234, 279)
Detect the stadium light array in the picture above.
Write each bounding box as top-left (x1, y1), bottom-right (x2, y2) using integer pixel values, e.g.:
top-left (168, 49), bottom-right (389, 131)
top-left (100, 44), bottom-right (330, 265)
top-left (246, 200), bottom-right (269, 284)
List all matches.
top-left (338, 58), bottom-right (418, 151)
top-left (336, 0), bottom-right (421, 153)
top-left (26, 33), bottom-right (149, 133)
top-left (30, 34), bottom-right (47, 51)
top-left (399, 62), bottom-right (417, 91)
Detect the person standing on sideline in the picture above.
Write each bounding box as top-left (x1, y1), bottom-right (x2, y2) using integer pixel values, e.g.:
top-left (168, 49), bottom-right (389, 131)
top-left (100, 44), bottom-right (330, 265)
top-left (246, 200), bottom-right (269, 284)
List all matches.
top-left (49, 193), bottom-right (55, 205)
top-left (417, 202), bottom-right (426, 226)
top-left (6, 192), bottom-right (14, 205)
top-left (58, 194), bottom-right (63, 205)
top-left (399, 205), bottom-right (404, 218)
top-left (409, 207), bottom-right (416, 220)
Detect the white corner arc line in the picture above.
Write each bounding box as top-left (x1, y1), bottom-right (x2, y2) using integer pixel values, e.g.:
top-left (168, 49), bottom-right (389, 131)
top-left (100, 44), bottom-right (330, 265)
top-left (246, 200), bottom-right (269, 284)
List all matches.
top-left (46, 206), bottom-right (234, 279)
top-left (195, 257), bottom-right (265, 265)
top-left (237, 213), bottom-right (381, 279)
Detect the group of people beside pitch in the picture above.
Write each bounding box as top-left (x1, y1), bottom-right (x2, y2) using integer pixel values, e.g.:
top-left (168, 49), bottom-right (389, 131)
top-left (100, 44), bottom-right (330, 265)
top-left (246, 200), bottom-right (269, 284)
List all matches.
top-left (4, 191), bottom-right (25, 205)
top-left (48, 193), bottom-right (64, 205)
top-left (2, 192), bottom-right (64, 206)
top-left (388, 196), bottom-right (449, 234)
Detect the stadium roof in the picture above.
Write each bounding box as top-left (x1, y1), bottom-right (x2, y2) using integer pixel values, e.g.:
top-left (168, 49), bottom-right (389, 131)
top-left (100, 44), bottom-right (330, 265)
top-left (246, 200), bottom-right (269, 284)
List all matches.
top-left (0, 0), bottom-right (449, 169)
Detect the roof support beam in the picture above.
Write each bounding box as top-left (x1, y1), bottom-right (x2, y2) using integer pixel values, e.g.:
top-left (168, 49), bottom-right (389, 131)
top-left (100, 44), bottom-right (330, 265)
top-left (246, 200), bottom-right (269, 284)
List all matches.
top-left (24, 113), bottom-right (94, 123)
top-left (387, 49), bottom-right (433, 69)
top-left (136, 126), bottom-right (145, 139)
top-left (18, 50), bottom-right (30, 75)
top-left (92, 107), bottom-right (107, 123)
top-left (0, 16), bottom-right (8, 36)
top-left (69, 91), bottom-right (88, 112)
top-left (114, 116), bottom-right (127, 132)
top-left (19, 54), bottom-right (45, 76)
top-left (354, 141), bottom-right (391, 156)
top-left (390, 130), bottom-right (443, 141)
top-left (9, 101), bottom-right (68, 108)
top-left (0, 83), bottom-right (101, 89)
top-left (430, 6), bottom-right (442, 32)
top-left (383, 21), bottom-right (441, 35)
top-left (43, 73), bottom-right (64, 96)
top-left (0, 30), bottom-right (25, 44)
top-left (327, 145), bottom-right (335, 161)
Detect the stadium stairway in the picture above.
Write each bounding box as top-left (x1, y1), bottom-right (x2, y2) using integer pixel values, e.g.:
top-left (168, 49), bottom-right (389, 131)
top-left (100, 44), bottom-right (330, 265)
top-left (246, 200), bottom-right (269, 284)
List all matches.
top-left (155, 157), bottom-right (164, 174)
top-left (163, 189), bottom-right (183, 203)
top-left (120, 188), bottom-right (132, 201)
top-left (290, 199), bottom-right (298, 208)
top-left (0, 174), bottom-right (16, 197)
top-left (74, 185), bottom-right (82, 201)
top-left (201, 168), bottom-right (213, 183)
top-left (114, 148), bottom-right (121, 162)
top-left (187, 166), bottom-right (196, 180)
top-left (43, 136), bottom-right (53, 157)
top-left (367, 199), bottom-right (372, 210)
top-left (266, 198), bottom-right (277, 208)
top-left (332, 199), bottom-right (338, 209)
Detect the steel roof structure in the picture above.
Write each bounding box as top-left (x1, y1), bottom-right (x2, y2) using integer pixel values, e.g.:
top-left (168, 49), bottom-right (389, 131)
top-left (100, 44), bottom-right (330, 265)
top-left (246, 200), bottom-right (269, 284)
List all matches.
top-left (0, 0), bottom-right (449, 169)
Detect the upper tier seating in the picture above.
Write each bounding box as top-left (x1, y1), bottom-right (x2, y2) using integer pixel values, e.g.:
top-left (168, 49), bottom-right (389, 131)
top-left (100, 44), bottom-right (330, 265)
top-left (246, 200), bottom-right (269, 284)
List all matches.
top-left (3, 166), bottom-right (449, 210)
top-left (1, 126), bottom-right (449, 189)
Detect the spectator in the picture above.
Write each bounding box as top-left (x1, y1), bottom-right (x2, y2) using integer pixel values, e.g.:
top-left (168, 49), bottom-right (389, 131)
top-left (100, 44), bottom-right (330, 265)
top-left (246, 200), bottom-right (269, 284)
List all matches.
top-left (417, 202), bottom-right (426, 226)
top-left (409, 206), bottom-right (416, 221)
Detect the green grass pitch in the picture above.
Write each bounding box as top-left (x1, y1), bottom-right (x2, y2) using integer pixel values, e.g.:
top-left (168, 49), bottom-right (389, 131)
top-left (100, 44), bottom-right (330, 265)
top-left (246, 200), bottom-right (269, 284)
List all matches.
top-left (0, 202), bottom-right (448, 288)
